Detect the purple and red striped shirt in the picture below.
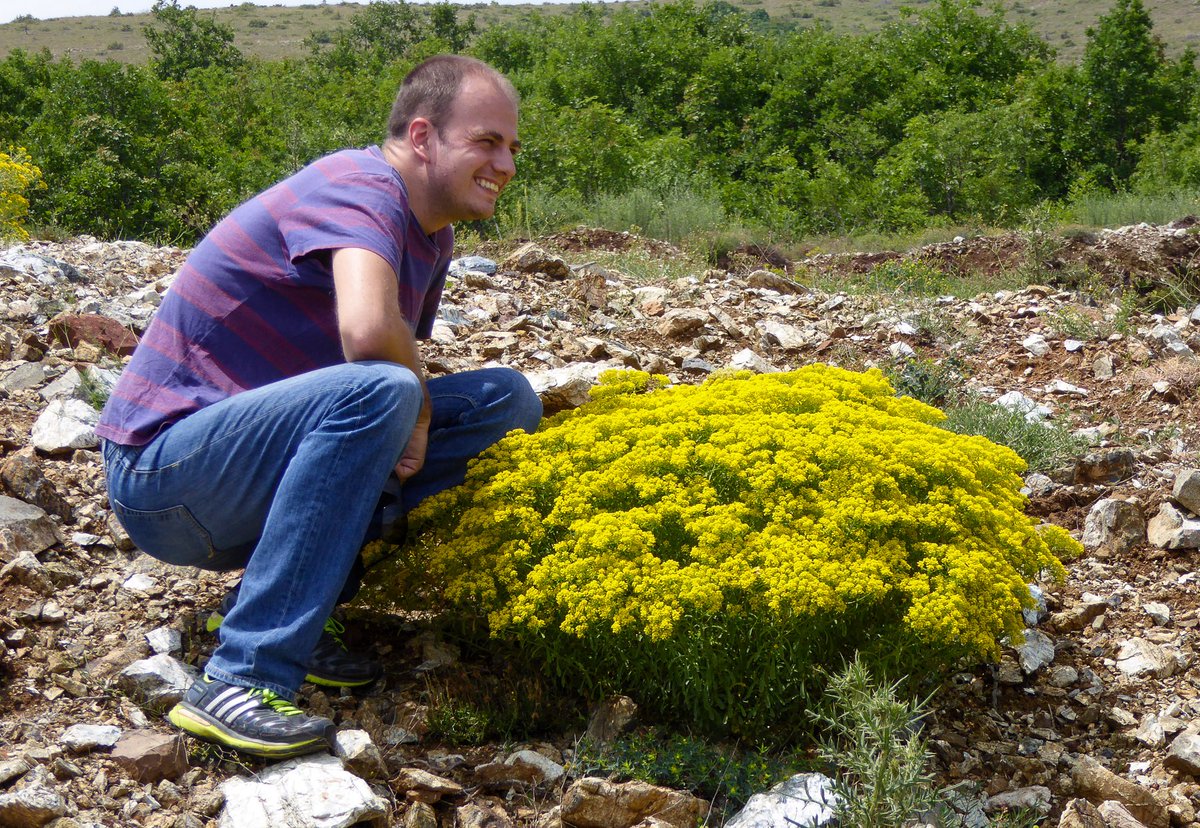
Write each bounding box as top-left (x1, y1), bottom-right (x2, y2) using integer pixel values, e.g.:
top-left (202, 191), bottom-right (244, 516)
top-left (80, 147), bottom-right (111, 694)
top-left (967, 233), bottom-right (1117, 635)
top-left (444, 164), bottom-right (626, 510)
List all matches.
top-left (97, 146), bottom-right (453, 446)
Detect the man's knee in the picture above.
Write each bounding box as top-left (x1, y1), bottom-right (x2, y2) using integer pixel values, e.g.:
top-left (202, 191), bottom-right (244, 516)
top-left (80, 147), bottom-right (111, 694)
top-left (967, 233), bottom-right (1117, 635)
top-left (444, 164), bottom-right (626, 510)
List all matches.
top-left (489, 367), bottom-right (542, 433)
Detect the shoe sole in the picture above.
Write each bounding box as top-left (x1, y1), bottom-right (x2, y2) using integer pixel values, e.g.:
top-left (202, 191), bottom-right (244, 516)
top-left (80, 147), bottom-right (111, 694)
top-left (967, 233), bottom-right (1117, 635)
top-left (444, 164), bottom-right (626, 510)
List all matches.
top-left (206, 612), bottom-right (380, 689)
top-left (169, 702), bottom-right (332, 759)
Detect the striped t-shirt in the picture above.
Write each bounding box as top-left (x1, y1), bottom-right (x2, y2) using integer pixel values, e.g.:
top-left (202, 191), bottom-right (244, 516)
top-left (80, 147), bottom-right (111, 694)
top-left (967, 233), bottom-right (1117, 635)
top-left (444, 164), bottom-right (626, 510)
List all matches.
top-left (96, 146), bottom-right (452, 446)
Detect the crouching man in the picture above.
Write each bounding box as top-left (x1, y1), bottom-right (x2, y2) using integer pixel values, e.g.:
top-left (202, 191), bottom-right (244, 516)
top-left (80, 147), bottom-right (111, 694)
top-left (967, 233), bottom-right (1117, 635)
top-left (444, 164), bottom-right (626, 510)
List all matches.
top-left (97, 55), bottom-right (541, 759)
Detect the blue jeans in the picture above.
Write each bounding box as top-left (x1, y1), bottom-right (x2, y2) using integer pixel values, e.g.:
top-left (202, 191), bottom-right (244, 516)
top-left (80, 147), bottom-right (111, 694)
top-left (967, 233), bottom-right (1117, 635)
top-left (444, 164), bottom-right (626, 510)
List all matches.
top-left (103, 363), bottom-right (541, 699)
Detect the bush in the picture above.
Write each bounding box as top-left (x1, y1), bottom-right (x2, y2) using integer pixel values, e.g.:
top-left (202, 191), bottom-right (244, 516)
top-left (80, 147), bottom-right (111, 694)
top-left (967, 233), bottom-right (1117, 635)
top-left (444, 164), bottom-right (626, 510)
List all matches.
top-left (0, 147), bottom-right (43, 242)
top-left (372, 366), bottom-right (1074, 741)
top-left (941, 397), bottom-right (1087, 474)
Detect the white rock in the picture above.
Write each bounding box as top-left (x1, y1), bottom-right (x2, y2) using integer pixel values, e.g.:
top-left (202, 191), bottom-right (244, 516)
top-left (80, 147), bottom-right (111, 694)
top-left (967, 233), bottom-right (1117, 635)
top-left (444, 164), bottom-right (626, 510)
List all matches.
top-left (1144, 602), bottom-right (1171, 625)
top-left (333, 730), bottom-right (389, 780)
top-left (1147, 503), bottom-right (1200, 549)
top-left (1045, 378), bottom-right (1088, 396)
top-left (729, 348), bottom-right (777, 374)
top-left (1022, 334), bottom-right (1050, 357)
top-left (31, 398), bottom-right (100, 453)
top-left (724, 773), bottom-right (838, 828)
top-left (146, 627), bottom-right (182, 655)
top-left (1016, 629), bottom-right (1055, 674)
top-left (1063, 339), bottom-right (1085, 352)
top-left (60, 723), bottom-right (121, 752)
top-left (756, 319), bottom-right (815, 350)
top-left (218, 753), bottom-right (389, 828)
top-left (506, 749), bottom-right (566, 785)
top-left (1081, 499), bottom-right (1145, 554)
top-left (1116, 638), bottom-right (1176, 679)
top-left (888, 342), bottom-right (915, 358)
top-left (1172, 469), bottom-right (1200, 515)
top-left (994, 391), bottom-right (1051, 422)
top-left (523, 363), bottom-right (606, 411)
top-left (123, 573), bottom-right (157, 592)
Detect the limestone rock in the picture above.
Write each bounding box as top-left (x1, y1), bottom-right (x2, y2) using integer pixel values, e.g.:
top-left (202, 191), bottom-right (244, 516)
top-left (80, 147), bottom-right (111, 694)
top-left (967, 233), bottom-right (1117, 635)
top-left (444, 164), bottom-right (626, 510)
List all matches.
top-left (1116, 638), bottom-right (1176, 679)
top-left (1147, 503), bottom-right (1200, 549)
top-left (0, 450), bottom-right (73, 522)
top-left (654, 309), bottom-right (708, 339)
top-left (456, 803), bottom-right (514, 828)
top-left (1023, 334), bottom-right (1051, 357)
top-left (728, 348), bottom-right (777, 373)
top-left (1016, 629), bottom-right (1056, 674)
top-left (985, 786), bottom-right (1051, 815)
top-left (559, 777), bottom-right (708, 828)
top-left (505, 750), bottom-right (565, 786)
top-left (116, 653), bottom-right (199, 712)
top-left (1098, 800), bottom-right (1152, 828)
top-left (502, 243), bottom-right (569, 279)
top-left (1058, 798), bottom-right (1106, 828)
top-left (1074, 448), bottom-right (1136, 484)
top-left (524, 363), bottom-right (605, 413)
top-left (1173, 469), bottom-right (1200, 515)
top-left (59, 723), bottom-right (121, 753)
top-left (333, 729), bottom-right (389, 780)
top-left (1071, 755), bottom-right (1169, 828)
top-left (756, 319), bottom-right (813, 350)
top-left (723, 773), bottom-right (837, 828)
top-left (218, 753), bottom-right (388, 828)
top-left (585, 696), bottom-right (638, 746)
top-left (110, 730), bottom-right (189, 783)
top-left (0, 495), bottom-right (59, 561)
top-left (30, 398), bottom-right (100, 454)
top-left (393, 767), bottom-right (464, 802)
top-left (1165, 731), bottom-right (1200, 777)
top-left (1081, 499), bottom-right (1145, 554)
top-left (404, 802), bottom-right (439, 828)
top-left (747, 270), bottom-right (806, 295)
top-left (0, 783), bottom-right (67, 828)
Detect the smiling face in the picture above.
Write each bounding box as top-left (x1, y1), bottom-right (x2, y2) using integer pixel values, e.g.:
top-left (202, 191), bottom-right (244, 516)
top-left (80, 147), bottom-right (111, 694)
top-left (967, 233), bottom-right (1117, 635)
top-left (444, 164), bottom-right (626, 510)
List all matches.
top-left (421, 75), bottom-right (520, 229)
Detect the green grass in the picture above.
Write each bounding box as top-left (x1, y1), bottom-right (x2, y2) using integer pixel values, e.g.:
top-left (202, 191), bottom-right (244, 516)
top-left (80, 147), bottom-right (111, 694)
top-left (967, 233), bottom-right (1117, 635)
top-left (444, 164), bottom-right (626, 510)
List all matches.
top-left (941, 397), bottom-right (1088, 474)
top-left (1068, 189), bottom-right (1200, 228)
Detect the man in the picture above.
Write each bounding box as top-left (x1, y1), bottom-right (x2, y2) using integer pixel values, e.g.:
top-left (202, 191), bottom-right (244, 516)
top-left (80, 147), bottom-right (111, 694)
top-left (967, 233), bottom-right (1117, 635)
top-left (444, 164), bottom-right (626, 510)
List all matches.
top-left (97, 55), bottom-right (542, 759)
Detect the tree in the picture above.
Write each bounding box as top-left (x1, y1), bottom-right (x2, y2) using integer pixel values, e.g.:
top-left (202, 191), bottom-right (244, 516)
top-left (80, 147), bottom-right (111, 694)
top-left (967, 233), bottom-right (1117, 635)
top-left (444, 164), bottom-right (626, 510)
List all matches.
top-left (1074, 0), bottom-right (1197, 185)
top-left (143, 0), bottom-right (243, 82)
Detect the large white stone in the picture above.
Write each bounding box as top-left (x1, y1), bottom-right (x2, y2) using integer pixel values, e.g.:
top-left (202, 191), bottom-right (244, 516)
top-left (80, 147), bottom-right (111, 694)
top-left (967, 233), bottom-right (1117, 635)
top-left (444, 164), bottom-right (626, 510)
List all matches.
top-left (724, 773), bottom-right (838, 828)
top-left (219, 753), bottom-right (389, 828)
top-left (31, 398), bottom-right (100, 453)
top-left (1116, 638), bottom-right (1176, 679)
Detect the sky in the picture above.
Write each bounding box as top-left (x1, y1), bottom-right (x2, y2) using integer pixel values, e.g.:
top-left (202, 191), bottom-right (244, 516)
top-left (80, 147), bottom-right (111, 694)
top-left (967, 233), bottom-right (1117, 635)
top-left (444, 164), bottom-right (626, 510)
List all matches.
top-left (1, 0), bottom-right (536, 25)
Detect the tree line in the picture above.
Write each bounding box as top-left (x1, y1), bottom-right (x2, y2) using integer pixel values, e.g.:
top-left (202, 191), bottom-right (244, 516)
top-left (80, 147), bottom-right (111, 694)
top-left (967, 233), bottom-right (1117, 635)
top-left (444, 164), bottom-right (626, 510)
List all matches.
top-left (0, 0), bottom-right (1196, 245)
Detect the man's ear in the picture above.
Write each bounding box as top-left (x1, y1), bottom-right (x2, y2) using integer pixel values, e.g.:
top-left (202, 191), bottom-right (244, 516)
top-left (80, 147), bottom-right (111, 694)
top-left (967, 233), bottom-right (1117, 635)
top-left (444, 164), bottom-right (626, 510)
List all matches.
top-left (408, 117), bottom-right (436, 163)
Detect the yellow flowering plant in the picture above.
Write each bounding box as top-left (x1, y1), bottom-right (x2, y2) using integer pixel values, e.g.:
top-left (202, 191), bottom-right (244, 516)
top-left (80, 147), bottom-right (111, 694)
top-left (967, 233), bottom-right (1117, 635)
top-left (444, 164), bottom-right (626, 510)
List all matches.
top-left (0, 148), bottom-right (44, 243)
top-left (367, 365), bottom-right (1074, 740)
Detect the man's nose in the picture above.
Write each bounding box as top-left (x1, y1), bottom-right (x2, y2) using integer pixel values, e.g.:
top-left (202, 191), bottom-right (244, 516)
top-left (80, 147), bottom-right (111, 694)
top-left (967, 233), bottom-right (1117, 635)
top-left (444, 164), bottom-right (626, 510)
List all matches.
top-left (496, 147), bottom-right (516, 178)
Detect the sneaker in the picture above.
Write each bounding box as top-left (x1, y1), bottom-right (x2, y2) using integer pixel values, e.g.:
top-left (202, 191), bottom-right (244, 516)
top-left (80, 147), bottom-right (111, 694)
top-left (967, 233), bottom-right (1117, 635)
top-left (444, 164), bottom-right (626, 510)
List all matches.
top-left (206, 593), bottom-right (382, 689)
top-left (168, 675), bottom-right (335, 759)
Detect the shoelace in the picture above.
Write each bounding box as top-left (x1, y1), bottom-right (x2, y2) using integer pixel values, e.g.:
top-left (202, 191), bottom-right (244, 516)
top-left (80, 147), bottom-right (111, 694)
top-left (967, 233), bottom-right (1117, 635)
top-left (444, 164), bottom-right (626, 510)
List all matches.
top-left (323, 617), bottom-right (349, 650)
top-left (248, 688), bottom-right (304, 717)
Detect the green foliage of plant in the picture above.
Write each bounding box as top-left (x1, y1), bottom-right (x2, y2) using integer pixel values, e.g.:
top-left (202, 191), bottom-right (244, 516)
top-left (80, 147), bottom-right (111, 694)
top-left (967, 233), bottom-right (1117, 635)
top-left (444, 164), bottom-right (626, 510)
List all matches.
top-left (371, 366), bottom-right (1075, 741)
top-left (78, 367), bottom-right (111, 411)
top-left (885, 357), bottom-right (963, 407)
top-left (862, 258), bottom-right (954, 296)
top-left (941, 397), bottom-right (1088, 475)
top-left (426, 698), bottom-right (491, 745)
top-left (812, 657), bottom-right (937, 828)
top-left (576, 728), bottom-right (798, 814)
top-left (0, 146), bottom-right (44, 242)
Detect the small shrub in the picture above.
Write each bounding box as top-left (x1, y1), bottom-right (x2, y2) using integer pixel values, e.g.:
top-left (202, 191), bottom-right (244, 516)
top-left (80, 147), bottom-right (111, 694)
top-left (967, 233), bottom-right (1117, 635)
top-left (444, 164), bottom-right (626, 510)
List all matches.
top-left (885, 357), bottom-right (962, 407)
top-left (107, 41), bottom-right (125, 50)
top-left (0, 148), bottom-right (44, 243)
top-left (864, 258), bottom-right (953, 296)
top-left (247, 18), bottom-right (268, 28)
top-left (577, 729), bottom-right (797, 816)
top-left (813, 657), bottom-right (937, 828)
top-left (79, 368), bottom-right (111, 411)
top-left (941, 397), bottom-right (1087, 474)
top-left (372, 366), bottom-right (1075, 740)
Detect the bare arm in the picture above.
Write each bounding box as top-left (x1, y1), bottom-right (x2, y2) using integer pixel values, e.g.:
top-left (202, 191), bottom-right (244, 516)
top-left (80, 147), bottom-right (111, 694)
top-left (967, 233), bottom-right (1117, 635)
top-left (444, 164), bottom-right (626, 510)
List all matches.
top-left (332, 247), bottom-right (431, 481)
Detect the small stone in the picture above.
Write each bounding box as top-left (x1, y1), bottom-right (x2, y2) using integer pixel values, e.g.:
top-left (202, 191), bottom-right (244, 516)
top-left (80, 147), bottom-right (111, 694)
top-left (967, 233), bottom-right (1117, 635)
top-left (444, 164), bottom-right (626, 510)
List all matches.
top-left (60, 724), bottom-right (121, 753)
top-left (728, 348), bottom-right (777, 374)
top-left (984, 786), bottom-right (1051, 815)
top-left (1172, 469), bottom-right (1200, 515)
top-left (333, 729), bottom-right (389, 780)
top-left (0, 495), bottom-right (59, 560)
top-left (1097, 801), bottom-right (1153, 828)
top-left (1115, 638), bottom-right (1175, 679)
top-left (1166, 731), bottom-right (1200, 776)
top-left (1093, 353), bottom-right (1116, 379)
top-left (1075, 448), bottom-right (1136, 484)
top-left (1016, 629), bottom-right (1055, 674)
top-left (501, 243), bottom-right (569, 279)
top-left (559, 777), bottom-right (709, 828)
top-left (1058, 798), bottom-right (1106, 828)
top-left (1147, 503), bottom-right (1200, 550)
top-left (0, 783), bottom-right (67, 827)
top-left (1023, 334), bottom-right (1051, 357)
top-left (1082, 499), bottom-right (1145, 554)
top-left (116, 654), bottom-right (198, 713)
top-left (1072, 756), bottom-right (1169, 828)
top-left (145, 627), bottom-right (182, 655)
top-left (110, 731), bottom-right (188, 783)
top-left (30, 398), bottom-right (100, 453)
top-left (1143, 602), bottom-right (1171, 625)
top-left (219, 754), bottom-right (388, 826)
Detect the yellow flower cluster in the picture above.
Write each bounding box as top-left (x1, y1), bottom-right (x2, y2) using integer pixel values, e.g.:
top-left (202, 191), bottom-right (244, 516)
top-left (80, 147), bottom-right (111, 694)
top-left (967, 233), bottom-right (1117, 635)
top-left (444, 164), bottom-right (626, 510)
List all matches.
top-left (399, 365), bottom-right (1073, 669)
top-left (0, 148), bottom-right (44, 243)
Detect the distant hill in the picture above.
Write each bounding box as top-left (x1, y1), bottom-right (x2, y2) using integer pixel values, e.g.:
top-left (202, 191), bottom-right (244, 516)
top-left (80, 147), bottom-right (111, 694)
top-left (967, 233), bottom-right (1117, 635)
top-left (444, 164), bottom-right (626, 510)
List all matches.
top-left (0, 0), bottom-right (1197, 67)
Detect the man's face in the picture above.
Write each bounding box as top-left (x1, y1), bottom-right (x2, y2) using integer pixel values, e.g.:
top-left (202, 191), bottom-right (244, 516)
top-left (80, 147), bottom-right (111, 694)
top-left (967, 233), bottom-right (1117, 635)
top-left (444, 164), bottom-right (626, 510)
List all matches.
top-left (425, 76), bottom-right (519, 226)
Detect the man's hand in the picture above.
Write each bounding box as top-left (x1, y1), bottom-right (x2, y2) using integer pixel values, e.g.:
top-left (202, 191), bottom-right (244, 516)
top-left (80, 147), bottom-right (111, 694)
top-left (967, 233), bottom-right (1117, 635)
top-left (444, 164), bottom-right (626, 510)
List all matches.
top-left (395, 398), bottom-right (431, 480)
top-left (332, 247), bottom-right (431, 476)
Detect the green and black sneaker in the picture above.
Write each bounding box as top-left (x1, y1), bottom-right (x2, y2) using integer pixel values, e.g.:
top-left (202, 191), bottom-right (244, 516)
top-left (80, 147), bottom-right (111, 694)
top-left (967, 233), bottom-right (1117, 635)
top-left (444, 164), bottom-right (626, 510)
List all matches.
top-left (168, 675), bottom-right (335, 759)
top-left (206, 591), bottom-right (383, 689)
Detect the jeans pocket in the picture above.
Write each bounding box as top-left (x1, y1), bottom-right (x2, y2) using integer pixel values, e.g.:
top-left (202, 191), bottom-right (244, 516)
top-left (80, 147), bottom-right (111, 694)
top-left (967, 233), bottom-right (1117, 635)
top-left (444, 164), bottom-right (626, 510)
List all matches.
top-left (110, 498), bottom-right (217, 567)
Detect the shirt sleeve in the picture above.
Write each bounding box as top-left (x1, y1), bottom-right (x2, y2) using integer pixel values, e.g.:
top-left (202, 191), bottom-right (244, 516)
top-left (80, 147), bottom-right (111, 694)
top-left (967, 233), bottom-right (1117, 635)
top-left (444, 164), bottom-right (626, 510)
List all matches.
top-left (278, 172), bottom-right (407, 286)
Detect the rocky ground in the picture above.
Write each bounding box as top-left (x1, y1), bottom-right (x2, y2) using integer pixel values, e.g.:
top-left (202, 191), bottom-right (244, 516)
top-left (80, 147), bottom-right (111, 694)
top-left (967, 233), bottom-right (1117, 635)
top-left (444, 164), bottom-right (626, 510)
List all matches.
top-left (4, 221), bottom-right (1200, 828)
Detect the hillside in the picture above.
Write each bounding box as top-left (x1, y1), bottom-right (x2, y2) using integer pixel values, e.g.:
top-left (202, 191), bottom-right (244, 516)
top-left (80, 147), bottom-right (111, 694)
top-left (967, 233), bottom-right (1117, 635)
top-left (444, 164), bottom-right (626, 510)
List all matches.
top-left (5, 222), bottom-right (1200, 825)
top-left (1, 0), bottom-right (1199, 65)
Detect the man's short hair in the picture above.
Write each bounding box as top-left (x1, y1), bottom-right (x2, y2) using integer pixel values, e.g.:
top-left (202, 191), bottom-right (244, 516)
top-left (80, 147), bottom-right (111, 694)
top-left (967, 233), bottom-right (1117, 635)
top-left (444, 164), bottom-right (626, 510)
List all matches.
top-left (387, 55), bottom-right (517, 141)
